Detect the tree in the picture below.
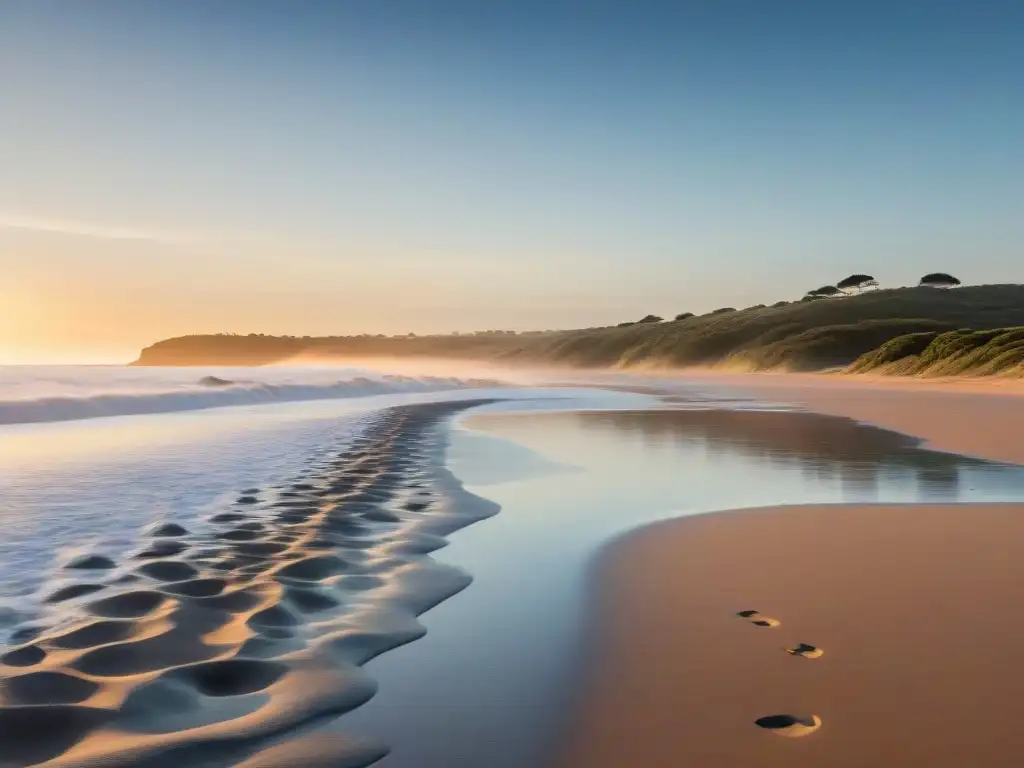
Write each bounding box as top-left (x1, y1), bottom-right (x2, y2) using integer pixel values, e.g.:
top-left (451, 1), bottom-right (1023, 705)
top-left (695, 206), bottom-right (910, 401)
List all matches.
top-left (836, 274), bottom-right (878, 293)
top-left (771, 300), bottom-right (790, 308)
top-left (919, 272), bottom-right (961, 288)
top-left (674, 312), bottom-right (695, 321)
top-left (711, 307), bottom-right (736, 314)
top-left (806, 285), bottom-right (843, 298)
top-left (616, 321), bottom-right (636, 327)
top-left (636, 314), bottom-right (664, 323)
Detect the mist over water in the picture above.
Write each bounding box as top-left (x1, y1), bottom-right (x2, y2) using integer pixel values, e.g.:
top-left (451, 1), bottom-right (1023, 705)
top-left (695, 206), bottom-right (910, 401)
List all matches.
top-left (0, 359), bottom-right (765, 429)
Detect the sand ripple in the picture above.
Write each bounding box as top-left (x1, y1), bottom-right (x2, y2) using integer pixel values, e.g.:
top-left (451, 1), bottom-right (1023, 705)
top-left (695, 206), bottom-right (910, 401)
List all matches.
top-left (0, 400), bottom-right (501, 767)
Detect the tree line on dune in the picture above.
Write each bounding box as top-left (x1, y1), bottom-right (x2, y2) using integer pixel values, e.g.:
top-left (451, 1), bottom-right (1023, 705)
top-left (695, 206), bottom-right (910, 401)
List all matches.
top-left (805, 272), bottom-right (961, 299)
top-left (618, 272), bottom-right (963, 327)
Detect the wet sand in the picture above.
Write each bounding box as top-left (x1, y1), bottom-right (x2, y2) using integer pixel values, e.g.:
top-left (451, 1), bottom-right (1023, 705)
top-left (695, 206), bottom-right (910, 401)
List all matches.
top-left (561, 501), bottom-right (1024, 768)
top-left (341, 402), bottom-right (1024, 767)
top-left (563, 372), bottom-right (1024, 767)
top-left (8, 372), bottom-right (1024, 767)
top-left (665, 370), bottom-right (1024, 465)
top-left (0, 400), bottom-right (500, 768)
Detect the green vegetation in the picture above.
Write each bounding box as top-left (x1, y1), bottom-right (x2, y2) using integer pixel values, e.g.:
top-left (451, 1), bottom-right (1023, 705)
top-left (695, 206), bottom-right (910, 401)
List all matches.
top-left (836, 274), bottom-right (878, 293)
top-left (133, 284), bottom-right (1024, 376)
top-left (806, 285), bottom-right (843, 298)
top-left (730, 319), bottom-right (957, 371)
top-left (849, 326), bottom-right (1024, 377)
top-left (919, 272), bottom-right (961, 288)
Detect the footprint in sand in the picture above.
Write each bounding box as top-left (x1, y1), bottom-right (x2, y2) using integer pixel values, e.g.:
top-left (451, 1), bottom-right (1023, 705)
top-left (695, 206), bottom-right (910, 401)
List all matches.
top-left (735, 610), bottom-right (780, 627)
top-left (755, 714), bottom-right (822, 737)
top-left (783, 642), bottom-right (824, 659)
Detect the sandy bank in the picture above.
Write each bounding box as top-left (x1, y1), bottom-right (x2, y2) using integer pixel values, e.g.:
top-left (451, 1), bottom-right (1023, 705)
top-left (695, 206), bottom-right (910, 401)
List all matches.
top-left (560, 502), bottom-right (1024, 768)
top-left (666, 371), bottom-right (1024, 466)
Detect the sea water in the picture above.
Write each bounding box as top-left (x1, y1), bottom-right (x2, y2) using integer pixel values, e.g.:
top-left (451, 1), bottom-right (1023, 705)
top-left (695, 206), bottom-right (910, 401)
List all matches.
top-left (0, 363), bottom-right (645, 642)
top-left (344, 399), bottom-right (1024, 767)
top-left (0, 364), bottom-right (499, 637)
top-left (0, 364), bottom-right (499, 425)
top-left (7, 366), bottom-right (1024, 767)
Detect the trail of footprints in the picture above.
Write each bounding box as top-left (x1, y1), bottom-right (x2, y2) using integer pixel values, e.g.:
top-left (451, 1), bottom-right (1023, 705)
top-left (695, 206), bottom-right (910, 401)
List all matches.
top-left (0, 399), bottom-right (500, 768)
top-left (735, 609), bottom-right (824, 738)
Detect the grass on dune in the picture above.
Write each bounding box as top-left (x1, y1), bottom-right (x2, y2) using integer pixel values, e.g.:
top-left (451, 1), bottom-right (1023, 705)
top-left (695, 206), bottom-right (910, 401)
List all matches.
top-left (134, 284), bottom-right (1024, 375)
top-left (849, 327), bottom-right (1024, 377)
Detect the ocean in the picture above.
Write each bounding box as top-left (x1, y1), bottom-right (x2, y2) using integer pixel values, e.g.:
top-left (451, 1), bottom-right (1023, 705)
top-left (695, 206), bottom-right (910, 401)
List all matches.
top-left (0, 364), bottom-right (642, 644)
top-left (0, 364), bottom-right (499, 425)
top-left (0, 364), bottom-right (505, 639)
top-left (4, 365), bottom-right (1024, 766)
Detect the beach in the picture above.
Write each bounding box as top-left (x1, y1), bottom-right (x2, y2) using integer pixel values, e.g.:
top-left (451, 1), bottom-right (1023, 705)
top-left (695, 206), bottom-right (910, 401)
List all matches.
top-left (337, 380), bottom-right (1024, 767)
top-left (658, 370), bottom-right (1024, 465)
top-left (0, 376), bottom-right (658, 768)
top-left (560, 502), bottom-right (1024, 767)
top-left (0, 399), bottom-right (505, 767)
top-left (4, 371), bottom-right (1024, 766)
top-left (559, 374), bottom-right (1024, 767)
top-left (8, 0), bottom-right (1020, 762)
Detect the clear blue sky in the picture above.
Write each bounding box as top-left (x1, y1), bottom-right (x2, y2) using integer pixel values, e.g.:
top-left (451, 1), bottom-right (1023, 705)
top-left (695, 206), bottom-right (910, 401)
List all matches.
top-left (1, 0), bottom-right (1022, 361)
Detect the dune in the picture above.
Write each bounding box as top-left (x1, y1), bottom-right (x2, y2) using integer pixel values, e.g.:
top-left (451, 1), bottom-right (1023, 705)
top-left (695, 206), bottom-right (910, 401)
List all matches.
top-left (0, 399), bottom-right (501, 768)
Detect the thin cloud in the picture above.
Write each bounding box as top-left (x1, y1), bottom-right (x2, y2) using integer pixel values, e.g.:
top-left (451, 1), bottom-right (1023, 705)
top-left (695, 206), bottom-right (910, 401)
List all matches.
top-left (0, 211), bottom-right (304, 254)
top-left (0, 212), bottom-right (188, 242)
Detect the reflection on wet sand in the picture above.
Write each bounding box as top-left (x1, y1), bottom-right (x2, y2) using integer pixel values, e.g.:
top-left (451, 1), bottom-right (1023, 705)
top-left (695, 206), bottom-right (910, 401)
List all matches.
top-left (342, 405), bottom-right (1024, 768)
top-left (560, 409), bottom-right (992, 501)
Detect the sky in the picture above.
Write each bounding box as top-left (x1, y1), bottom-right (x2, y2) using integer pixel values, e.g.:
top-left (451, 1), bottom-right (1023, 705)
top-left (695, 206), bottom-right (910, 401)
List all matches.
top-left (1, 0), bottom-right (1022, 363)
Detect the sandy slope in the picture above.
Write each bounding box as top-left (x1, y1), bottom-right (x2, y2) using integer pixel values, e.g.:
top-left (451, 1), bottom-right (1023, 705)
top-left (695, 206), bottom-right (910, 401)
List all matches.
top-left (560, 502), bottom-right (1024, 768)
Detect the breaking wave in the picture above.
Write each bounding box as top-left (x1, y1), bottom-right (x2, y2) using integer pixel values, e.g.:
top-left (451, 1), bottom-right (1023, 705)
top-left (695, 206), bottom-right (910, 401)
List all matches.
top-left (0, 374), bottom-right (500, 425)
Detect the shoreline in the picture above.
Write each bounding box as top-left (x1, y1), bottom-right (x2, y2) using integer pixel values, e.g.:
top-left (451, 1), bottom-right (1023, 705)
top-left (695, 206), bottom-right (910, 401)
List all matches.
top-left (0, 400), bottom-right (501, 768)
top-left (560, 375), bottom-right (1024, 766)
top-left (646, 369), bottom-right (1024, 466)
top-left (6, 375), bottom-right (1024, 765)
top-left (560, 502), bottom-right (1024, 767)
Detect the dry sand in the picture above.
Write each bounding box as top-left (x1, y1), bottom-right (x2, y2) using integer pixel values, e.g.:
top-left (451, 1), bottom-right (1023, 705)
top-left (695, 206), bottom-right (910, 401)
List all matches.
top-left (560, 502), bottom-right (1024, 768)
top-left (0, 400), bottom-right (501, 768)
top-left (562, 373), bottom-right (1024, 767)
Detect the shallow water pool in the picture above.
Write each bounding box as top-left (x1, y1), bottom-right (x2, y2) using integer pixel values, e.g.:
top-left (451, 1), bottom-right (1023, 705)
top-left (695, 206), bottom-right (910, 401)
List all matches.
top-left (344, 399), bottom-right (1024, 767)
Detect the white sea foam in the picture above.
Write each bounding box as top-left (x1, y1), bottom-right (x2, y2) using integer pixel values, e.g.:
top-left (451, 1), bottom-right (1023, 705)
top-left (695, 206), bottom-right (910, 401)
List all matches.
top-left (0, 365), bottom-right (499, 425)
top-left (0, 365), bottom-right (511, 638)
